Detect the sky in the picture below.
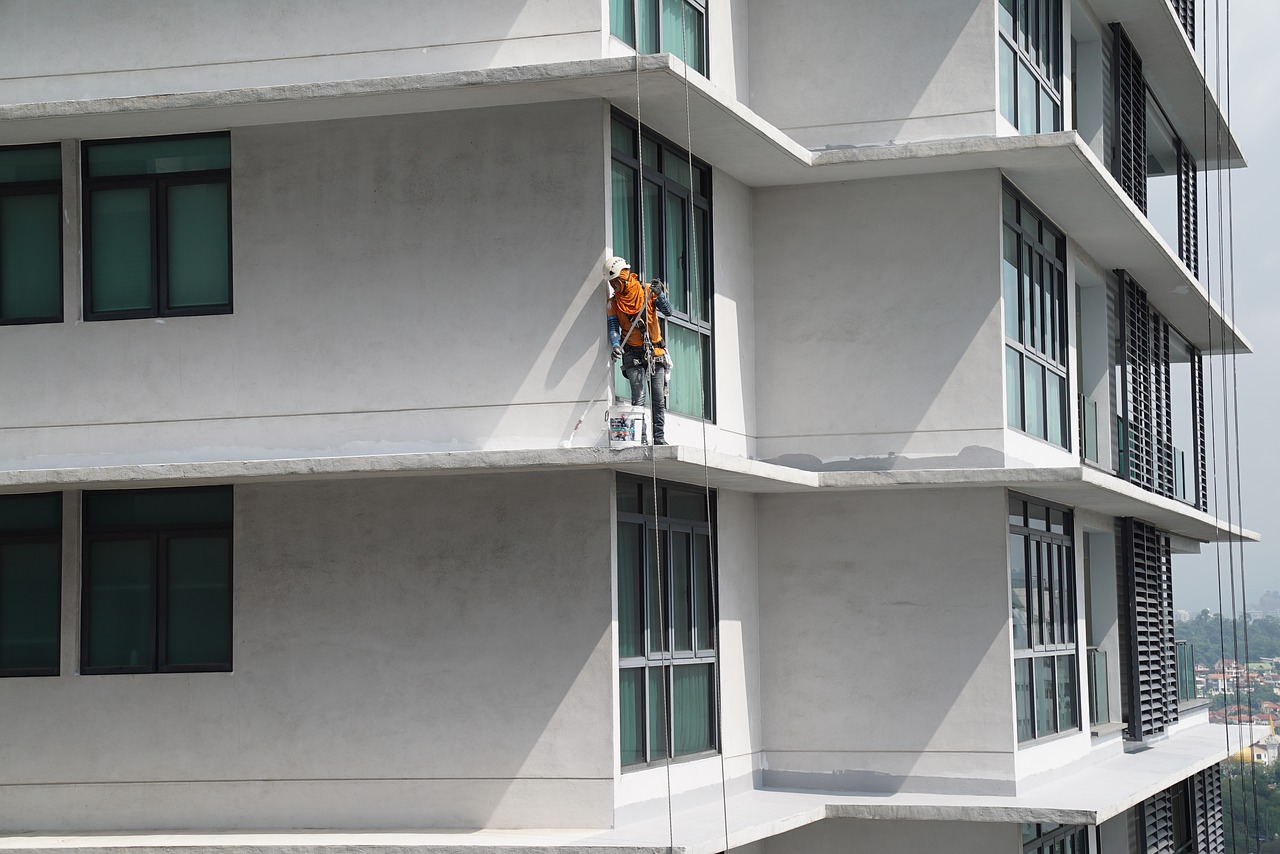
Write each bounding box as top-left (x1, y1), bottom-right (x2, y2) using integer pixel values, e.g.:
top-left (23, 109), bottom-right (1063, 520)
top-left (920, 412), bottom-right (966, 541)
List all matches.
top-left (1171, 0), bottom-right (1280, 615)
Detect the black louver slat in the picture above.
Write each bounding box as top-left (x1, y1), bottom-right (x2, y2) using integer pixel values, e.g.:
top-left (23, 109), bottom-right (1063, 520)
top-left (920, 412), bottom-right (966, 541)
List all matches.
top-left (1144, 789), bottom-right (1176, 854)
top-left (1170, 0), bottom-right (1196, 47)
top-left (1178, 142), bottom-right (1199, 278)
top-left (1112, 25), bottom-right (1147, 212)
top-left (1120, 518), bottom-right (1177, 740)
top-left (1193, 351), bottom-right (1207, 512)
top-left (1192, 766), bottom-right (1226, 854)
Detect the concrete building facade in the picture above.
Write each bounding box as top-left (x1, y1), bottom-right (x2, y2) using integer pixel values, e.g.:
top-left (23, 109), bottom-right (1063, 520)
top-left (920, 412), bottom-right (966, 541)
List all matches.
top-left (0, 0), bottom-right (1253, 852)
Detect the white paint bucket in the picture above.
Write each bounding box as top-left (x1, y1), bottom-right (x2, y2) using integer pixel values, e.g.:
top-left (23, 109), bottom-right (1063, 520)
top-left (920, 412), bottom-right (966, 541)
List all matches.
top-left (609, 405), bottom-right (650, 448)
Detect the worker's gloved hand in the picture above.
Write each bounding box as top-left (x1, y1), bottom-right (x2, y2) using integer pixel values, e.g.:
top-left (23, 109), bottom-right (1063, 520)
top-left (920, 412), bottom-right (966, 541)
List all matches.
top-left (650, 279), bottom-right (667, 296)
top-left (611, 345), bottom-right (625, 360)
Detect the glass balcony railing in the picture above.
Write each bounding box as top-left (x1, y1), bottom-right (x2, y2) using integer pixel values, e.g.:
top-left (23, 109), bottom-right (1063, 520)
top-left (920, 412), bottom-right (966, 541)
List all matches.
top-left (1173, 446), bottom-right (1187, 502)
top-left (1079, 394), bottom-right (1099, 464)
top-left (1176, 640), bottom-right (1199, 703)
top-left (1116, 415), bottom-right (1129, 478)
top-left (1088, 647), bottom-right (1110, 726)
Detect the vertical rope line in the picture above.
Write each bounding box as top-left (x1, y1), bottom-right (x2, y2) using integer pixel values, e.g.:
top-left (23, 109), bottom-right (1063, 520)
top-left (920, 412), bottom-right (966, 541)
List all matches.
top-left (1220, 0), bottom-right (1261, 842)
top-left (675, 7), bottom-right (730, 850)
top-left (631, 9), bottom-right (674, 852)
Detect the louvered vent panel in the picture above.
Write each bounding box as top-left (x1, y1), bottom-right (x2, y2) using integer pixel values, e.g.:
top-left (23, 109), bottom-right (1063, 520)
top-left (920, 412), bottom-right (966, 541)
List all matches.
top-left (1171, 0), bottom-right (1196, 47)
top-left (1178, 143), bottom-right (1199, 278)
top-left (1192, 765), bottom-right (1226, 854)
top-left (1112, 25), bottom-right (1147, 212)
top-left (1123, 276), bottom-right (1156, 493)
top-left (1153, 317), bottom-right (1175, 498)
top-left (1121, 519), bottom-right (1177, 740)
top-left (1145, 789), bottom-right (1176, 854)
top-left (1193, 351), bottom-right (1207, 511)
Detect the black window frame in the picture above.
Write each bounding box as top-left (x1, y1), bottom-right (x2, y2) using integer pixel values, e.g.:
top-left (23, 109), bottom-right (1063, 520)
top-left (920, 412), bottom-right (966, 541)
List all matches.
top-left (1003, 183), bottom-right (1070, 449)
top-left (1010, 493), bottom-right (1079, 744)
top-left (81, 131), bottom-right (233, 322)
top-left (617, 475), bottom-right (719, 767)
top-left (1021, 822), bottom-right (1089, 854)
top-left (610, 110), bottom-right (715, 422)
top-left (80, 485), bottom-right (233, 675)
top-left (0, 142), bottom-right (64, 326)
top-left (0, 492), bottom-right (63, 677)
top-left (609, 0), bottom-right (709, 76)
top-left (999, 0), bottom-right (1064, 134)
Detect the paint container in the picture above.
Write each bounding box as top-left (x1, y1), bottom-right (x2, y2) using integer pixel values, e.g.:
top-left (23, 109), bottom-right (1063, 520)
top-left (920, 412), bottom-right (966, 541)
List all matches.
top-left (608, 405), bottom-right (650, 448)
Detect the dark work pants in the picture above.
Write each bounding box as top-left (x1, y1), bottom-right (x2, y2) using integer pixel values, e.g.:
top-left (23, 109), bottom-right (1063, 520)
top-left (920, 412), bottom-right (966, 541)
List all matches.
top-left (624, 363), bottom-right (667, 442)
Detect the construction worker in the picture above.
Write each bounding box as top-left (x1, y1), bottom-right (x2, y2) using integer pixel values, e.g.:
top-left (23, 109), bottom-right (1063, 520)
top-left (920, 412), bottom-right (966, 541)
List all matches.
top-left (605, 255), bottom-right (673, 445)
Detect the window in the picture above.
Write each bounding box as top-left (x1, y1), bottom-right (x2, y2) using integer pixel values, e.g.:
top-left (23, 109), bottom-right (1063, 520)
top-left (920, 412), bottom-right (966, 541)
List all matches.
top-left (1021, 822), bottom-right (1089, 854)
top-left (0, 144), bottom-right (62, 324)
top-left (0, 493), bottom-right (62, 676)
top-left (1010, 495), bottom-right (1078, 743)
top-left (610, 114), bottom-right (713, 420)
top-left (610, 0), bottom-right (707, 75)
top-left (82, 133), bottom-right (231, 320)
top-left (998, 0), bottom-right (1063, 133)
top-left (617, 477), bottom-right (717, 766)
top-left (81, 486), bottom-right (232, 674)
top-left (1003, 186), bottom-right (1069, 448)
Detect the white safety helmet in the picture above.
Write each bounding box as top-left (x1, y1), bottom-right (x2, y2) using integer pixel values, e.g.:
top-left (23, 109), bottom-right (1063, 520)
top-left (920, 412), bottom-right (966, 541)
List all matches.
top-left (604, 255), bottom-right (630, 279)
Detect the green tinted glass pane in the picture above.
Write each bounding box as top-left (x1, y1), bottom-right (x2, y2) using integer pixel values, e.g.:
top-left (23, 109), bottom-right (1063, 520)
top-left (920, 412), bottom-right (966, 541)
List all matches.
top-left (620, 668), bottom-right (645, 764)
top-left (647, 530), bottom-right (667, 654)
top-left (1008, 497), bottom-right (1025, 526)
top-left (166, 182), bottom-right (229, 308)
top-left (636, 0), bottom-right (659, 54)
top-left (1, 193), bottom-right (61, 320)
top-left (166, 536), bottom-right (231, 667)
top-left (0, 145), bottom-right (60, 184)
top-left (0, 542), bottom-right (60, 671)
top-left (692, 206), bottom-right (709, 322)
top-left (683, 4), bottom-right (705, 74)
top-left (1046, 371), bottom-right (1065, 447)
top-left (618, 522), bottom-right (644, 658)
top-left (617, 480), bottom-right (641, 514)
top-left (85, 487), bottom-right (232, 530)
top-left (1006, 347), bottom-right (1022, 429)
top-left (999, 0), bottom-right (1015, 34)
top-left (667, 488), bottom-right (706, 521)
top-left (1003, 226), bottom-right (1020, 338)
top-left (611, 119), bottom-right (637, 157)
top-left (90, 187), bottom-right (152, 313)
top-left (611, 161), bottom-right (636, 267)
top-left (999, 40), bottom-right (1016, 125)
top-left (87, 538), bottom-right (154, 669)
top-left (610, 0), bottom-right (636, 45)
top-left (1010, 533), bottom-right (1029, 649)
top-left (1057, 654), bottom-right (1077, 731)
top-left (1035, 656), bottom-right (1056, 736)
top-left (648, 666), bottom-right (667, 758)
top-left (1018, 61), bottom-right (1038, 134)
top-left (666, 324), bottom-right (708, 418)
top-left (642, 138), bottom-right (661, 170)
top-left (1024, 360), bottom-right (1045, 438)
top-left (693, 532), bottom-right (712, 650)
top-left (0, 493), bottom-right (61, 532)
top-left (1016, 658), bottom-right (1034, 741)
top-left (672, 530), bottom-right (692, 652)
top-left (642, 179), bottom-right (661, 282)
top-left (662, 147), bottom-right (692, 189)
top-left (672, 663), bottom-right (713, 755)
top-left (664, 191), bottom-right (688, 312)
top-left (86, 136), bottom-right (230, 178)
top-left (660, 0), bottom-right (683, 60)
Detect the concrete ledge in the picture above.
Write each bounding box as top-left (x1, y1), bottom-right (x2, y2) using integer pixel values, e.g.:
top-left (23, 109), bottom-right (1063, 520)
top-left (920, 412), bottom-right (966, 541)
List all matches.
top-left (0, 447), bottom-right (1253, 544)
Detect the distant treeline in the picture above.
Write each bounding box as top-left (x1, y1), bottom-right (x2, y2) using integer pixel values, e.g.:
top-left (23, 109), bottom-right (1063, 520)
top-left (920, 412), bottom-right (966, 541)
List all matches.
top-left (1176, 611), bottom-right (1280, 668)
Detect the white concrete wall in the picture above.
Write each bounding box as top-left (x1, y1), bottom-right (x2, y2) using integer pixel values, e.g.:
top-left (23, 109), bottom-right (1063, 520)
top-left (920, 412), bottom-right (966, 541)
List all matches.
top-left (752, 817), bottom-right (1020, 853)
top-left (709, 0), bottom-right (751, 104)
top-left (0, 470), bottom-right (617, 832)
top-left (756, 488), bottom-right (1017, 795)
top-left (706, 169), bottom-right (758, 456)
top-left (746, 0), bottom-right (998, 148)
top-left (752, 170), bottom-right (1008, 470)
top-left (0, 101), bottom-right (622, 470)
top-left (0, 0), bottom-right (606, 105)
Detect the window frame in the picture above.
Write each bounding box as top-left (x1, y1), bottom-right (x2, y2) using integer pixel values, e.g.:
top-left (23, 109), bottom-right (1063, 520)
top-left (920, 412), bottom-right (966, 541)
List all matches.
top-left (617, 476), bottom-right (719, 767)
top-left (81, 132), bottom-right (233, 322)
top-left (610, 111), bottom-right (715, 422)
top-left (1003, 183), bottom-right (1070, 449)
top-left (0, 492), bottom-right (63, 678)
top-left (1021, 822), bottom-right (1089, 854)
top-left (998, 0), bottom-right (1064, 134)
top-left (1010, 493), bottom-right (1080, 744)
top-left (80, 486), bottom-right (233, 676)
top-left (609, 0), bottom-right (709, 76)
top-left (0, 142), bottom-right (63, 326)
